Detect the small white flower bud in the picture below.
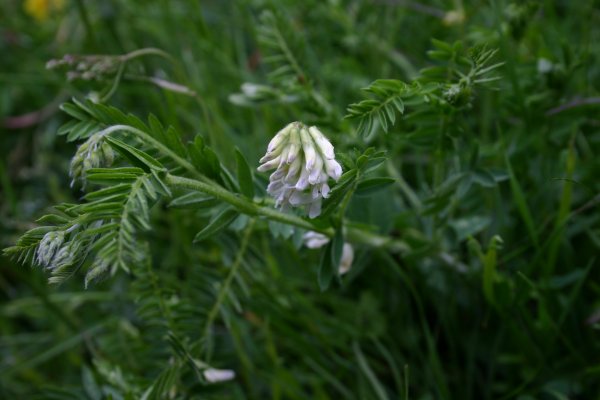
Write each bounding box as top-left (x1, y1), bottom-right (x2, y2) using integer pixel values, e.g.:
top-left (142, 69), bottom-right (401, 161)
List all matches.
top-left (203, 368), bottom-right (235, 383)
top-left (308, 200), bottom-right (322, 219)
top-left (70, 131), bottom-right (113, 188)
top-left (267, 123), bottom-right (294, 153)
top-left (309, 126), bottom-right (335, 159)
top-left (308, 155), bottom-right (323, 185)
top-left (299, 127), bottom-right (317, 171)
top-left (325, 159), bottom-right (342, 181)
top-left (302, 232), bottom-right (355, 274)
top-left (257, 156), bottom-right (282, 172)
top-left (36, 231), bottom-right (65, 267)
top-left (338, 243), bottom-right (354, 275)
top-left (303, 231), bottom-right (330, 249)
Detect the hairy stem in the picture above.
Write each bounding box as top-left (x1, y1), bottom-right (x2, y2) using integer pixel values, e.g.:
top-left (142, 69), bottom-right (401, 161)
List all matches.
top-left (165, 174), bottom-right (410, 253)
top-left (96, 125), bottom-right (210, 183)
top-left (165, 174), bottom-right (328, 234)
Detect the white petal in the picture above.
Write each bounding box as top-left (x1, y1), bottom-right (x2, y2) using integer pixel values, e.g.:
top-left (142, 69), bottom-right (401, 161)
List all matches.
top-left (299, 127), bottom-right (317, 171)
top-left (309, 126), bottom-right (335, 159)
top-left (259, 148), bottom-right (282, 163)
top-left (295, 165), bottom-right (310, 190)
top-left (267, 180), bottom-right (284, 193)
top-left (325, 159), bottom-right (342, 180)
top-left (312, 185), bottom-right (320, 199)
top-left (267, 123), bottom-right (294, 152)
top-left (286, 143), bottom-right (300, 164)
top-left (318, 171), bottom-right (329, 184)
top-left (257, 156), bottom-right (281, 172)
top-left (308, 199), bottom-right (322, 219)
top-left (289, 190), bottom-right (313, 205)
top-left (270, 168), bottom-right (286, 181)
top-left (303, 231), bottom-right (330, 249)
top-left (308, 155), bottom-right (323, 184)
top-left (338, 243), bottom-right (354, 275)
top-left (321, 183), bottom-right (330, 198)
top-left (284, 157), bottom-right (302, 183)
top-left (204, 368), bottom-right (235, 383)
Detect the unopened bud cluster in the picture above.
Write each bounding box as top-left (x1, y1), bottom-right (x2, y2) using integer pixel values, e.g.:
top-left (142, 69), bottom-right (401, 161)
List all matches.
top-left (36, 230), bottom-right (65, 267)
top-left (443, 83), bottom-right (472, 107)
top-left (70, 132), bottom-right (114, 188)
top-left (36, 229), bottom-right (82, 279)
top-left (47, 54), bottom-right (119, 81)
top-left (258, 122), bottom-right (342, 218)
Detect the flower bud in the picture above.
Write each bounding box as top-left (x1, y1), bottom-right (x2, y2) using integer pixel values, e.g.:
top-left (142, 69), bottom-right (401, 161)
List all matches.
top-left (69, 132), bottom-right (113, 188)
top-left (302, 231), bottom-right (354, 274)
top-left (338, 243), bottom-right (354, 275)
top-left (203, 368), bottom-right (235, 383)
top-left (36, 230), bottom-right (65, 267)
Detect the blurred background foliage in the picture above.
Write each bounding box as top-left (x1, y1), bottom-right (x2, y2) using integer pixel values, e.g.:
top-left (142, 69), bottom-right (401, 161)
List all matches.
top-left (1, 0), bottom-right (600, 399)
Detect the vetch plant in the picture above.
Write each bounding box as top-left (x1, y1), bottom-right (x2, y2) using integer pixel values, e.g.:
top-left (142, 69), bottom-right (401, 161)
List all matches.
top-left (5, 3), bottom-right (597, 397)
top-left (3, 34), bottom-right (508, 398)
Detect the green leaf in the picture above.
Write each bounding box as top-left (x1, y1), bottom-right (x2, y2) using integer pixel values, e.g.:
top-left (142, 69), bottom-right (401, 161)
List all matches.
top-left (188, 135), bottom-right (222, 181)
top-left (318, 242), bottom-right (334, 291)
top-left (505, 155), bottom-right (539, 247)
top-left (353, 342), bottom-right (390, 400)
top-left (331, 229), bottom-right (344, 270)
top-left (482, 236), bottom-right (503, 308)
top-left (86, 168), bottom-right (145, 184)
top-left (105, 136), bottom-right (165, 172)
top-left (66, 120), bottom-right (101, 142)
top-left (449, 216), bottom-right (491, 241)
top-left (168, 192), bottom-right (218, 209)
top-left (472, 168), bottom-right (496, 187)
top-left (235, 148), bottom-right (254, 199)
top-left (320, 169), bottom-right (358, 218)
top-left (57, 120), bottom-right (79, 136)
top-left (193, 208), bottom-right (239, 243)
top-left (60, 102), bottom-right (91, 121)
top-left (355, 177), bottom-right (395, 196)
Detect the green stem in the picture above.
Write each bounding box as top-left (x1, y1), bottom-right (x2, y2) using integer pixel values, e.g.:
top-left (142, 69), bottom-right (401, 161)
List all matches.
top-left (165, 174), bottom-right (410, 253)
top-left (121, 47), bottom-right (175, 63)
top-left (74, 0), bottom-right (97, 49)
top-left (165, 174), bottom-right (327, 234)
top-left (100, 62), bottom-right (125, 103)
top-left (99, 124), bottom-right (409, 251)
top-left (97, 125), bottom-right (209, 183)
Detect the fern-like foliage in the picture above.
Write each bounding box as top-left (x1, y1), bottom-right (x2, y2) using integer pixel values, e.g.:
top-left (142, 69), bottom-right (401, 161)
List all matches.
top-left (4, 167), bottom-right (170, 286)
top-left (3, 98), bottom-right (232, 285)
top-left (256, 10), bottom-right (308, 90)
top-left (346, 40), bottom-right (504, 138)
top-left (346, 80), bottom-right (435, 138)
top-left (229, 10), bottom-right (335, 120)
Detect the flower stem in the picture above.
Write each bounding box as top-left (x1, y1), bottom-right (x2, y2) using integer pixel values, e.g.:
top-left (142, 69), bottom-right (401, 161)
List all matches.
top-left (165, 174), bottom-right (328, 234)
top-left (165, 174), bottom-right (410, 253)
top-left (96, 124), bottom-right (209, 183)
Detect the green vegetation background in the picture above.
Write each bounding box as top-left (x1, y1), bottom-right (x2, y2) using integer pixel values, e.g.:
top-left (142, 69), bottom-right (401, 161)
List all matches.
top-left (1, 0), bottom-right (599, 399)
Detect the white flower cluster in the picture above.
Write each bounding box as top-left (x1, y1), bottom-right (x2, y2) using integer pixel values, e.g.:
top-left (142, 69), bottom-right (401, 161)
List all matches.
top-left (70, 132), bottom-right (114, 188)
top-left (36, 230), bottom-right (65, 267)
top-left (303, 231), bottom-right (355, 275)
top-left (258, 122), bottom-right (342, 218)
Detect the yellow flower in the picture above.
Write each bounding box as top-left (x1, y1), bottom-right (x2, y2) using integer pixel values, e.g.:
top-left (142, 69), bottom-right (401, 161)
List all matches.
top-left (24, 0), bottom-right (65, 22)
